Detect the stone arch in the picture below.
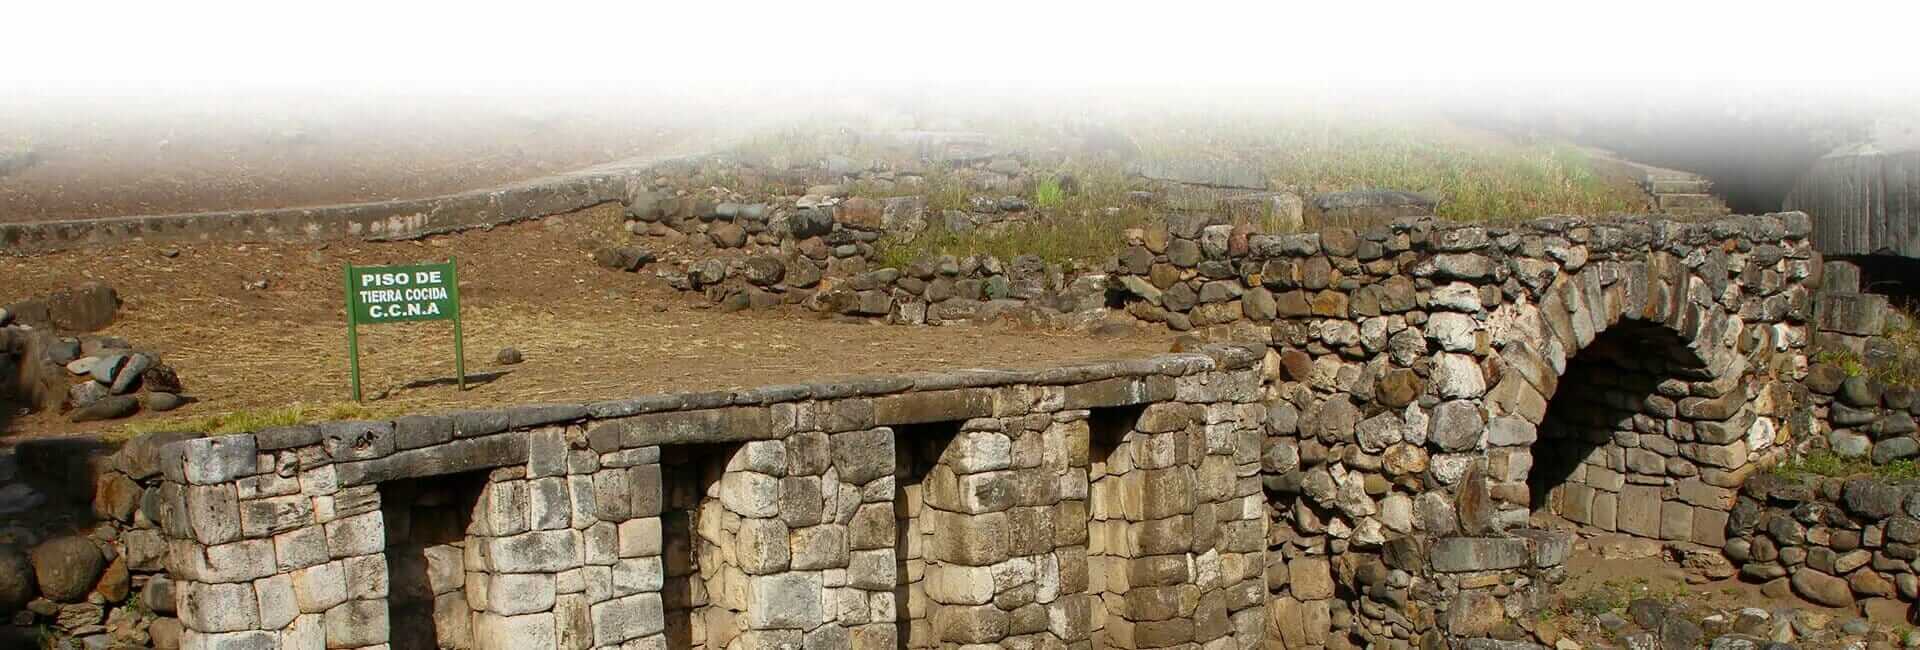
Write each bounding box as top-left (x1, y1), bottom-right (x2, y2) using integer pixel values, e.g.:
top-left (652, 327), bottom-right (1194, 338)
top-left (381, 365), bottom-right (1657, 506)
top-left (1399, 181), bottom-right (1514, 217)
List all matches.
top-left (1223, 215), bottom-right (1819, 647)
top-left (1477, 263), bottom-right (1782, 547)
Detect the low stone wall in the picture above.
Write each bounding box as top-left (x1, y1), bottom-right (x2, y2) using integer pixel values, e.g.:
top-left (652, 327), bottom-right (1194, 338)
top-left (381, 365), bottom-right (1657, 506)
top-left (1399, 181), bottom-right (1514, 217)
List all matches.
top-left (1726, 473), bottom-right (1920, 609)
top-left (1807, 361), bottom-right (1920, 464)
top-left (0, 431), bottom-right (208, 649)
top-left (0, 157), bottom-right (684, 254)
top-left (607, 165), bottom-right (1112, 324)
top-left (147, 346), bottom-right (1267, 650)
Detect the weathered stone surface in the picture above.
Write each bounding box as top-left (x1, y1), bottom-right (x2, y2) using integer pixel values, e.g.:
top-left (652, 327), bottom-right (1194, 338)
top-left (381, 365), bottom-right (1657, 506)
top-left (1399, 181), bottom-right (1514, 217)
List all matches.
top-left (1790, 568), bottom-right (1855, 607)
top-left (1430, 400), bottom-right (1486, 451)
top-left (29, 537), bottom-right (103, 603)
top-left (1843, 479), bottom-right (1904, 519)
top-left (831, 428), bottom-right (895, 486)
top-left (746, 572), bottom-right (824, 629)
top-left (872, 389), bottom-right (994, 425)
top-left (1429, 537), bottom-right (1530, 572)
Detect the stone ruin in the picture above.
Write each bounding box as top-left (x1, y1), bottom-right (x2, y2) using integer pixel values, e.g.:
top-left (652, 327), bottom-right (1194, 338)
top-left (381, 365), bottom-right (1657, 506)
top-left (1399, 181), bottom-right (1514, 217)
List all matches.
top-left (126, 205), bottom-right (1862, 650)
top-left (154, 348), bottom-right (1267, 649)
top-left (13, 140), bottom-right (1920, 648)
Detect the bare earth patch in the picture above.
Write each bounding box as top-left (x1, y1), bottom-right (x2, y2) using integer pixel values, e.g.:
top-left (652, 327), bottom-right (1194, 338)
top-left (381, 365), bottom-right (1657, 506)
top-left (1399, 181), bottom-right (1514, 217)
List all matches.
top-left (2, 205), bottom-right (1171, 437)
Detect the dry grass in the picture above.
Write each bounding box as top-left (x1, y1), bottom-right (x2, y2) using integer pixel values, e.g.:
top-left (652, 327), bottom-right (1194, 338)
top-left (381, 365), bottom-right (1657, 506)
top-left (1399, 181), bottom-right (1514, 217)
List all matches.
top-left (761, 111), bottom-right (1651, 270)
top-left (1128, 113), bottom-right (1647, 223)
top-left (871, 161), bottom-right (1153, 268)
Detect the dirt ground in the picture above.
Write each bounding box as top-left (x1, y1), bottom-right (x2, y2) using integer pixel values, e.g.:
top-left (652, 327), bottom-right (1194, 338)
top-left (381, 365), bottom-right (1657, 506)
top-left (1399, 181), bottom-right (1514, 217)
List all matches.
top-left (1, 204), bottom-right (1173, 437)
top-left (0, 96), bottom-right (712, 222)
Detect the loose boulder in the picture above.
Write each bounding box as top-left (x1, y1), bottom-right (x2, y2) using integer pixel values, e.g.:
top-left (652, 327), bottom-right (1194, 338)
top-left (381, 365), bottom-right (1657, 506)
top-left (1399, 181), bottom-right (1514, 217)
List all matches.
top-left (1312, 189), bottom-right (1439, 222)
top-left (29, 537), bottom-right (104, 603)
top-left (591, 246), bottom-right (655, 272)
top-left (141, 362), bottom-right (185, 394)
top-left (109, 353), bottom-right (152, 394)
top-left (143, 392), bottom-right (187, 412)
top-left (45, 283), bottom-right (120, 332)
top-left (69, 395), bottom-right (139, 422)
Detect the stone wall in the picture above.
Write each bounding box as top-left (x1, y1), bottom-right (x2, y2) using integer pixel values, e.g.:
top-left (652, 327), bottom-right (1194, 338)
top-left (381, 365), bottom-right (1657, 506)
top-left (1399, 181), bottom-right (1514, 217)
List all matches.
top-left (149, 346), bottom-right (1267, 650)
top-left (1105, 212), bottom-right (1819, 645)
top-left (609, 177), bottom-right (1110, 325)
top-left (1725, 473), bottom-right (1920, 609)
top-left (0, 156), bottom-right (684, 254)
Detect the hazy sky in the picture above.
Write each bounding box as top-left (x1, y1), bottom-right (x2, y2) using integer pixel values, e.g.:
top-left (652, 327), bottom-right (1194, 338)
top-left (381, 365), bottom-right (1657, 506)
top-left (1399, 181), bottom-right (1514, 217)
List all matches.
top-left (7, 1), bottom-right (1915, 86)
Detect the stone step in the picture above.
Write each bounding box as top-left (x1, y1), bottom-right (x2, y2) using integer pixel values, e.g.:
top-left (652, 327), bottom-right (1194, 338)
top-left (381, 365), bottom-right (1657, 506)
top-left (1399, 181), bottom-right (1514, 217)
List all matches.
top-left (1649, 178), bottom-right (1711, 194)
top-left (1657, 193), bottom-right (1725, 211)
top-left (1665, 208), bottom-right (1732, 219)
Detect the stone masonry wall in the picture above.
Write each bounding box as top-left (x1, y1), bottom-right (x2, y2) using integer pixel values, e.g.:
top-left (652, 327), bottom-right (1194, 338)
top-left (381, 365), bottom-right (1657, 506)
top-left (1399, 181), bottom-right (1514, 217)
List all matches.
top-left (1107, 212), bottom-right (1819, 646)
top-left (150, 346), bottom-right (1266, 650)
top-left (610, 184), bottom-right (1109, 325)
top-left (1725, 474), bottom-right (1920, 610)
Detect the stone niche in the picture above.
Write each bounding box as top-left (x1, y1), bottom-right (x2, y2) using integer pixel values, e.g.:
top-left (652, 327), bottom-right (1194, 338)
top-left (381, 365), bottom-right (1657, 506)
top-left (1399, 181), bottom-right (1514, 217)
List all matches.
top-left (381, 471), bottom-right (487, 650)
top-left (152, 346), bottom-right (1267, 650)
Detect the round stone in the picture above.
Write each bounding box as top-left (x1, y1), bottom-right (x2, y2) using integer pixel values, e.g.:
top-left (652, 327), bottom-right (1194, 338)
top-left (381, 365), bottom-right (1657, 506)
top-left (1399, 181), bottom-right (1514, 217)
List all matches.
top-left (28, 537), bottom-right (103, 603)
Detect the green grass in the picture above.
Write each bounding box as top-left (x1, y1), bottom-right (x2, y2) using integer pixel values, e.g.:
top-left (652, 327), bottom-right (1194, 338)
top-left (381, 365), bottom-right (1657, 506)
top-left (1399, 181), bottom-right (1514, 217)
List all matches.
top-left (1816, 348), bottom-right (1869, 378)
top-left (1774, 449), bottom-right (1920, 482)
top-left (119, 401), bottom-right (401, 439)
top-left (1033, 176), bottom-right (1065, 209)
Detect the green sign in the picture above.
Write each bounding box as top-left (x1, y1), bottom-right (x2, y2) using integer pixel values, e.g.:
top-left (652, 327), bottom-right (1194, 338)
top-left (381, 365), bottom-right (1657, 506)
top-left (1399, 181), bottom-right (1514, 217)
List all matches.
top-left (344, 259), bottom-right (466, 401)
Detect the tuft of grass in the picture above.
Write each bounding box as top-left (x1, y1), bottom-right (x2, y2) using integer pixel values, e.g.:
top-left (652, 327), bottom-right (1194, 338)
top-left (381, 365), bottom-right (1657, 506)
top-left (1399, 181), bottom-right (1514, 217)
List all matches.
top-left (1774, 449), bottom-right (1920, 482)
top-left (1033, 177), bottom-right (1065, 209)
top-left (120, 401), bottom-right (401, 439)
top-left (1813, 302), bottom-right (1920, 389)
top-left (1816, 348), bottom-right (1868, 377)
top-left (1871, 303), bottom-right (1920, 386)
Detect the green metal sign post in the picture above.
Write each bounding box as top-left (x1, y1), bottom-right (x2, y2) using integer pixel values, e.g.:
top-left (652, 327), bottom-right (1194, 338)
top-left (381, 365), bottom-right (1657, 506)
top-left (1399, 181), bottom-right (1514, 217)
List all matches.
top-left (343, 258), bottom-right (465, 402)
